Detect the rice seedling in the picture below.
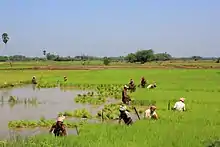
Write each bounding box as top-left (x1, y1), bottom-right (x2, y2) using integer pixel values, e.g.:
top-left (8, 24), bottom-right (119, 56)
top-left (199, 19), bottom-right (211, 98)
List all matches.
top-left (60, 109), bottom-right (92, 118)
top-left (8, 117), bottom-right (88, 129)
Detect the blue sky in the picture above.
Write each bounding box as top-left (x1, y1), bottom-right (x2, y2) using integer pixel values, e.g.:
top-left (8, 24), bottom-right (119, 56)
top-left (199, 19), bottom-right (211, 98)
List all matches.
top-left (0, 0), bottom-right (219, 57)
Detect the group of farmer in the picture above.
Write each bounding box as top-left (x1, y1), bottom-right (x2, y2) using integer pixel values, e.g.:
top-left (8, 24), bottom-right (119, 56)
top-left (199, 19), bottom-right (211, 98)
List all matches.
top-left (122, 77), bottom-right (157, 105)
top-left (126, 77), bottom-right (157, 91)
top-left (119, 97), bottom-right (186, 126)
top-left (31, 75), bottom-right (186, 136)
top-left (119, 76), bottom-right (186, 126)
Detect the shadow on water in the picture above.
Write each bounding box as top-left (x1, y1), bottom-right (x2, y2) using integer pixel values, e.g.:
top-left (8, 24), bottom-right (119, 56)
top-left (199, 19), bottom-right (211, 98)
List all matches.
top-left (0, 85), bottom-right (119, 139)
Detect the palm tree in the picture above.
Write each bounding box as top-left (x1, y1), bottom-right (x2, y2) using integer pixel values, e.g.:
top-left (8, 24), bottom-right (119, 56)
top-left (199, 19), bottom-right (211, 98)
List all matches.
top-left (2, 33), bottom-right (11, 67)
top-left (43, 50), bottom-right (47, 60)
top-left (2, 33), bottom-right (9, 44)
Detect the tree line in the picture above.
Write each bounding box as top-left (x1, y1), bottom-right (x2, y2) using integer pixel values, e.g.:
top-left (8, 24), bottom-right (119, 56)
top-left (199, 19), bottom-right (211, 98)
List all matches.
top-left (0, 49), bottom-right (219, 64)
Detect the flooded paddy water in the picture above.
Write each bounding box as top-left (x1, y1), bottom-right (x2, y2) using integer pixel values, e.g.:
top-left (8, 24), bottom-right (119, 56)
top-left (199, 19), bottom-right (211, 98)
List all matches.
top-left (0, 85), bottom-right (120, 139)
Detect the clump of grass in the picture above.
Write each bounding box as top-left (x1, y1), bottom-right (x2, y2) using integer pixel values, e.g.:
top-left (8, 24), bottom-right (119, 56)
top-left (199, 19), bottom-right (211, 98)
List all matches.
top-left (8, 118), bottom-right (87, 129)
top-left (36, 82), bottom-right (58, 88)
top-left (0, 80), bottom-right (31, 88)
top-left (74, 93), bottom-right (106, 105)
top-left (60, 108), bottom-right (92, 118)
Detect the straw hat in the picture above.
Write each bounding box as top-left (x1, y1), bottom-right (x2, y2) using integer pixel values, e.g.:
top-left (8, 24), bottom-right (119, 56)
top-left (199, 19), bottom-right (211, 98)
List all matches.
top-left (150, 105), bottom-right (157, 110)
top-left (180, 98), bottom-right (185, 102)
top-left (119, 105), bottom-right (127, 111)
top-left (57, 115), bottom-right (65, 122)
top-left (33, 76), bottom-right (36, 78)
top-left (124, 85), bottom-right (129, 89)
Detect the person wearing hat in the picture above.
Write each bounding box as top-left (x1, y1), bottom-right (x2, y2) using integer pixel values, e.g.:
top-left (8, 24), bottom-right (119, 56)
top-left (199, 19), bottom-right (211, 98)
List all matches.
top-left (128, 79), bottom-right (136, 92)
top-left (64, 76), bottom-right (67, 82)
top-left (122, 85), bottom-right (131, 105)
top-left (119, 105), bottom-right (133, 125)
top-left (147, 82), bottom-right (157, 89)
top-left (49, 115), bottom-right (67, 136)
top-left (172, 98), bottom-right (186, 111)
top-left (144, 105), bottom-right (158, 119)
top-left (32, 76), bottom-right (37, 84)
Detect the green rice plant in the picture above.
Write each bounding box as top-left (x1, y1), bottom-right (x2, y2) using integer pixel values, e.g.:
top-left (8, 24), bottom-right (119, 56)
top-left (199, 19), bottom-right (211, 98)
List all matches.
top-left (60, 109), bottom-right (92, 118)
top-left (1, 68), bottom-right (220, 146)
top-left (8, 118), bottom-right (87, 129)
top-left (74, 93), bottom-right (106, 105)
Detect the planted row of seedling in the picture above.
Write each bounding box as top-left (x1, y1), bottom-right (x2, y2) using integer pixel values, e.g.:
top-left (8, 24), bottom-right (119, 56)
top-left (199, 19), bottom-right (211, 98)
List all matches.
top-left (8, 117), bottom-right (87, 129)
top-left (59, 109), bottom-right (93, 119)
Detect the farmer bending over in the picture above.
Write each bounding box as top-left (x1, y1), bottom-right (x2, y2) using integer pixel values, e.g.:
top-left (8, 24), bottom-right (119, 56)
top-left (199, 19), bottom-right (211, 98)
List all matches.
top-left (172, 98), bottom-right (186, 111)
top-left (129, 79), bottom-right (135, 88)
top-left (119, 105), bottom-right (133, 125)
top-left (64, 76), bottom-right (67, 82)
top-left (32, 76), bottom-right (37, 84)
top-left (144, 105), bottom-right (158, 120)
top-left (147, 82), bottom-right (157, 89)
top-left (140, 77), bottom-right (147, 88)
top-left (49, 115), bottom-right (67, 137)
top-left (122, 85), bottom-right (131, 105)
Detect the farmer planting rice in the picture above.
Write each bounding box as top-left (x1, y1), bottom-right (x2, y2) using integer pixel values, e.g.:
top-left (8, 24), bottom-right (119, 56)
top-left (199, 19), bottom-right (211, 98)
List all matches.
top-left (31, 76), bottom-right (37, 84)
top-left (64, 76), bottom-right (67, 82)
top-left (140, 77), bottom-right (147, 88)
top-left (172, 98), bottom-right (186, 111)
top-left (122, 85), bottom-right (131, 105)
top-left (144, 105), bottom-right (158, 119)
top-left (128, 79), bottom-right (136, 92)
top-left (147, 82), bottom-right (157, 89)
top-left (119, 105), bottom-right (133, 125)
top-left (49, 115), bottom-right (67, 136)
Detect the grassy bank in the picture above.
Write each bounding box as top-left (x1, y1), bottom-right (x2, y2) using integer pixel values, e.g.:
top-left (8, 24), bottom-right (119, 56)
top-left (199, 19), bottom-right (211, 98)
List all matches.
top-left (0, 69), bottom-right (220, 146)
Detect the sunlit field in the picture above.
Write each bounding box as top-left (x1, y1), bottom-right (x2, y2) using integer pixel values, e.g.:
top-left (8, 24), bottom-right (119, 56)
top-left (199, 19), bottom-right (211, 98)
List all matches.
top-left (0, 69), bottom-right (220, 147)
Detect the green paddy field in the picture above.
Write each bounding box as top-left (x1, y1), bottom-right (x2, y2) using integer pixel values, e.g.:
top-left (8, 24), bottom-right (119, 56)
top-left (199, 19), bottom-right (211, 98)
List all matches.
top-left (0, 67), bottom-right (220, 147)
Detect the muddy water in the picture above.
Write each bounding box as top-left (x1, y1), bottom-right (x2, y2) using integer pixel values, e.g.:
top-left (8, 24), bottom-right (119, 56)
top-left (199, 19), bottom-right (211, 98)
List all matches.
top-left (0, 85), bottom-right (119, 139)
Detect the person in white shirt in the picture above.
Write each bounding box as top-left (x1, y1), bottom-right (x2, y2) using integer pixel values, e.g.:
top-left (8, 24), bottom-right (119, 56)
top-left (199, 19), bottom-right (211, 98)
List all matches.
top-left (172, 98), bottom-right (186, 111)
top-left (147, 82), bottom-right (157, 89)
top-left (144, 105), bottom-right (158, 119)
top-left (119, 105), bottom-right (133, 125)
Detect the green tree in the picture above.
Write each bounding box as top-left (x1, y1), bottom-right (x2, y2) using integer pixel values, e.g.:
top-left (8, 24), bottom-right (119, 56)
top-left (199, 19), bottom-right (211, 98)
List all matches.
top-left (125, 53), bottom-right (137, 63)
top-left (191, 56), bottom-right (202, 61)
top-left (135, 49), bottom-right (154, 64)
top-left (46, 53), bottom-right (58, 60)
top-left (103, 57), bottom-right (110, 65)
top-left (2, 33), bottom-right (9, 44)
top-left (154, 53), bottom-right (172, 61)
top-left (216, 58), bottom-right (220, 63)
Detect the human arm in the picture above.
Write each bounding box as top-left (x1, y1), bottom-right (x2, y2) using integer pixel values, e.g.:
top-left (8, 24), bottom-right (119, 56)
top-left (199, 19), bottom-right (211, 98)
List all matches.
top-left (144, 110), bottom-right (150, 118)
top-left (118, 112), bottom-right (122, 124)
top-left (152, 112), bottom-right (158, 119)
top-left (182, 104), bottom-right (186, 111)
top-left (49, 124), bottom-right (55, 133)
top-left (173, 102), bottom-right (177, 109)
